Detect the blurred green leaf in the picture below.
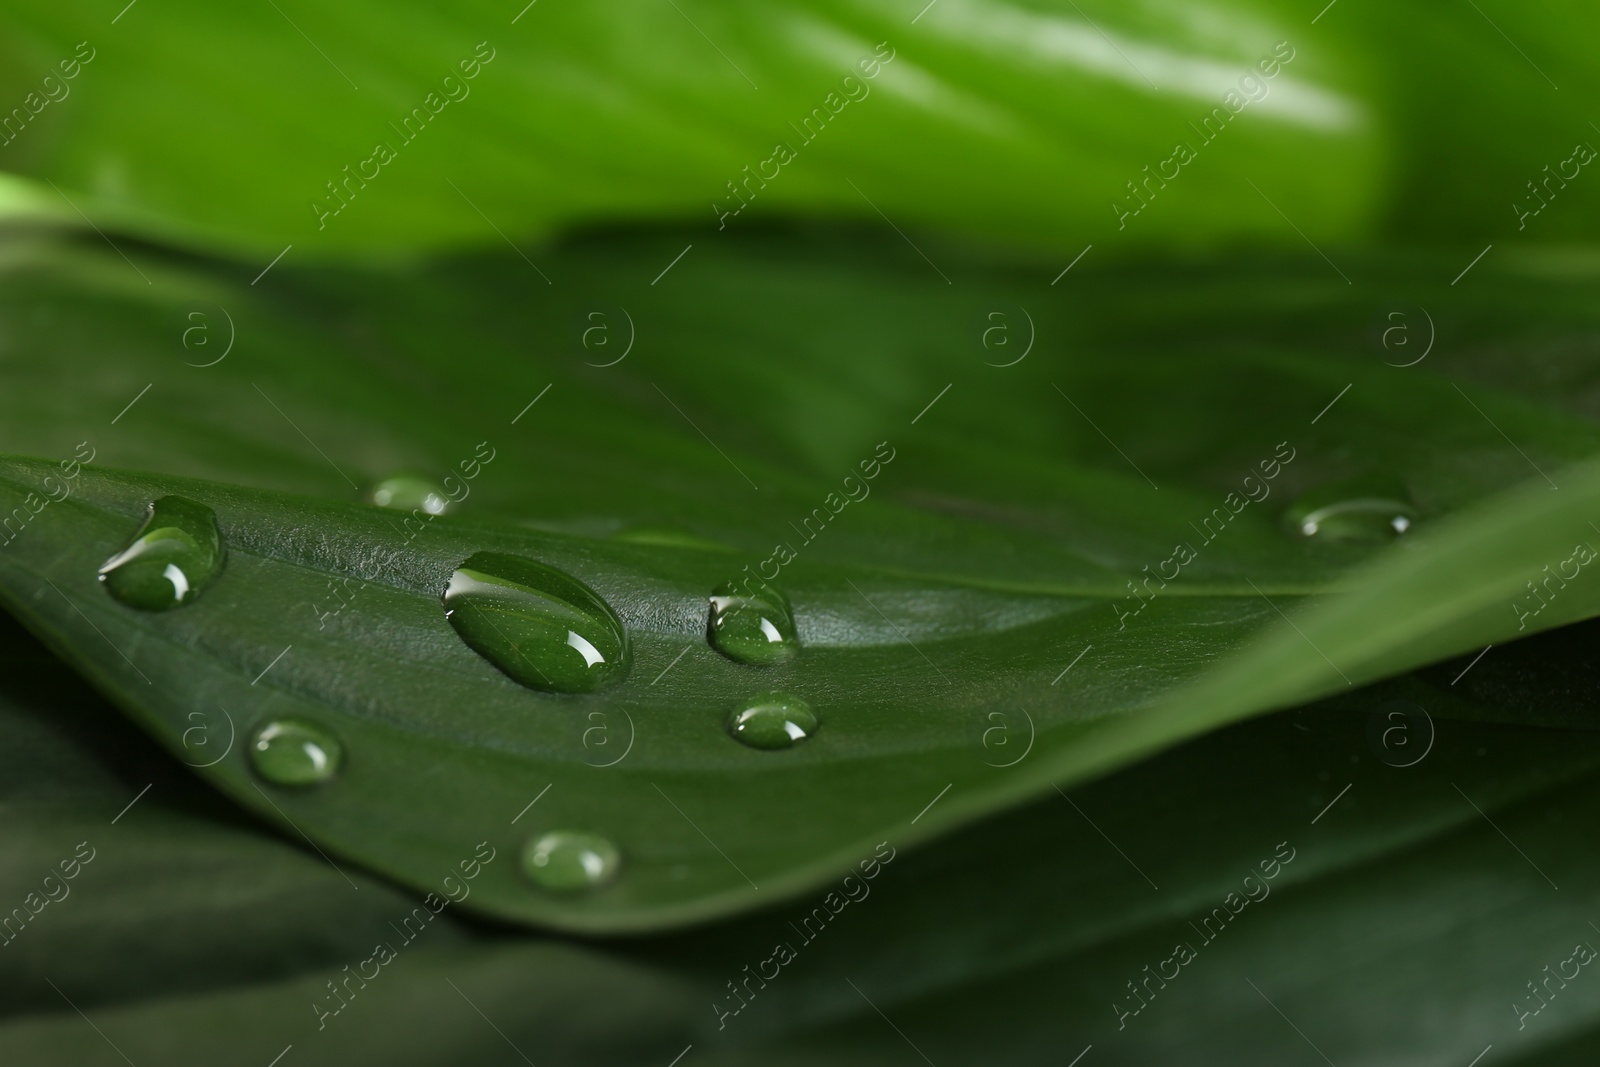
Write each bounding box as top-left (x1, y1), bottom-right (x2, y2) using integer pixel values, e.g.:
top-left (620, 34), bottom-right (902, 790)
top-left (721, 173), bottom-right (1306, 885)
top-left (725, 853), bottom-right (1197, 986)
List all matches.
top-left (0, 0), bottom-right (1386, 257)
top-left (6, 1), bottom-right (1600, 257)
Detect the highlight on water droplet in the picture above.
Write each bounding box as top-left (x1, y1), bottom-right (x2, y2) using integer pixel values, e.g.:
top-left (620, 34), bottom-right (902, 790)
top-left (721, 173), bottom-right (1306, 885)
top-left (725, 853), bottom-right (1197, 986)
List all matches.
top-left (443, 552), bottom-right (630, 693)
top-left (250, 719), bottom-right (343, 786)
top-left (367, 475), bottom-right (449, 515)
top-left (1285, 477), bottom-right (1417, 544)
top-left (707, 580), bottom-right (798, 665)
top-left (728, 692), bottom-right (818, 750)
top-left (98, 496), bottom-right (224, 611)
top-left (522, 830), bottom-right (621, 892)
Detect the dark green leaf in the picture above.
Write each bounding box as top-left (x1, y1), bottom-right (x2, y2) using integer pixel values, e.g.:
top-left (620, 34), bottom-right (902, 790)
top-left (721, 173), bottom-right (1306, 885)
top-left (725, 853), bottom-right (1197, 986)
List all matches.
top-left (0, 615), bottom-right (460, 1017)
top-left (0, 230), bottom-right (1598, 931)
top-left (7, 612), bottom-right (1600, 1065)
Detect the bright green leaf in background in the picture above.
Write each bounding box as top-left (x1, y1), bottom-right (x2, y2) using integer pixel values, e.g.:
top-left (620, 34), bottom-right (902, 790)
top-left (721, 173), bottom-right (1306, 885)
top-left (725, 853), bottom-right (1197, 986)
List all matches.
top-left (0, 0), bottom-right (1383, 256)
top-left (3, 1), bottom-right (1597, 256)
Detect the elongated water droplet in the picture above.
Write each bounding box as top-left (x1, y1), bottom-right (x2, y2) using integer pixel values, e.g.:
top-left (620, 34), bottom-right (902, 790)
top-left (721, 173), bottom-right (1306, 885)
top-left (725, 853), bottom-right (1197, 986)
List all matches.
top-left (367, 475), bottom-right (449, 515)
top-left (610, 525), bottom-right (728, 552)
top-left (522, 831), bottom-right (621, 892)
top-left (98, 496), bottom-right (224, 611)
top-left (708, 581), bottom-right (798, 665)
top-left (728, 693), bottom-right (818, 750)
top-left (1287, 478), bottom-right (1417, 543)
top-left (443, 552), bottom-right (630, 693)
top-left (250, 719), bottom-right (342, 786)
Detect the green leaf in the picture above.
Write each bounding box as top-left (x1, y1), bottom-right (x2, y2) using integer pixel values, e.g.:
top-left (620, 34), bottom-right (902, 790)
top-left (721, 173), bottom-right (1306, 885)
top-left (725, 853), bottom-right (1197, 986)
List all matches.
top-left (1, 0), bottom-right (1387, 257)
top-left (1, 228), bottom-right (1597, 579)
top-left (14, 448), bottom-right (1595, 934)
top-left (0, 614), bottom-right (464, 1018)
top-left (7, 611), bottom-right (1600, 1065)
top-left (1, 230), bottom-right (1598, 932)
top-left (3, 238), bottom-right (1600, 927)
top-left (7, 1), bottom-right (1600, 256)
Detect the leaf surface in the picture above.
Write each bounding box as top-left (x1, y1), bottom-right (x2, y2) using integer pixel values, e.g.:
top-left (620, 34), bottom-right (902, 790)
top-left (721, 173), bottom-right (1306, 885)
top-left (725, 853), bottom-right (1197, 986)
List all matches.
top-left (0, 0), bottom-right (1384, 256)
top-left (2, 229), bottom-right (1600, 929)
top-left (5, 613), bottom-right (1600, 1065)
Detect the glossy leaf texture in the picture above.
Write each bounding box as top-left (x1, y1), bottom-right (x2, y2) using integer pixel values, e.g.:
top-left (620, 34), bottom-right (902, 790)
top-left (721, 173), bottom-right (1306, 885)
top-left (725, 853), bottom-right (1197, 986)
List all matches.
top-left (6, 1), bottom-right (1600, 257)
top-left (10, 447), bottom-right (1600, 933)
top-left (0, 0), bottom-right (1377, 256)
top-left (1, 228), bottom-right (1599, 930)
top-left (6, 606), bottom-right (1600, 1065)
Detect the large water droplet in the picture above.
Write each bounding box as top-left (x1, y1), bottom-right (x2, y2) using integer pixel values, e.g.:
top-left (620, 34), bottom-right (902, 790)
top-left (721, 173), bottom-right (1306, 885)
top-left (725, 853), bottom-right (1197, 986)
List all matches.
top-left (1286, 478), bottom-right (1417, 544)
top-left (728, 693), bottom-right (818, 750)
top-left (98, 496), bottom-right (224, 611)
top-left (708, 581), bottom-right (798, 665)
top-left (250, 719), bottom-right (342, 786)
top-left (443, 552), bottom-right (630, 693)
top-left (522, 831), bottom-right (621, 892)
top-left (367, 475), bottom-right (449, 515)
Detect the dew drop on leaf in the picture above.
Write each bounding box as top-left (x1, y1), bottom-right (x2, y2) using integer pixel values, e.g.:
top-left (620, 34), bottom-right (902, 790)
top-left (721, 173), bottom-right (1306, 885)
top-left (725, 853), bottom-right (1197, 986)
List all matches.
top-left (609, 525), bottom-right (729, 551)
top-left (1286, 478), bottom-right (1417, 543)
top-left (366, 475), bottom-right (449, 515)
top-left (728, 692), bottom-right (818, 750)
top-left (522, 831), bottom-right (621, 892)
top-left (443, 552), bottom-right (630, 693)
top-left (250, 719), bottom-right (343, 786)
top-left (98, 496), bottom-right (224, 611)
top-left (708, 581), bottom-right (798, 665)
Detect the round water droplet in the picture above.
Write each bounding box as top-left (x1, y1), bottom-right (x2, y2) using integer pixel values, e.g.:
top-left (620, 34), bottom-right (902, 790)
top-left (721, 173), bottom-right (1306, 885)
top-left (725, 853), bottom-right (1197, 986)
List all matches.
top-left (728, 693), bottom-right (818, 750)
top-left (250, 719), bottom-right (342, 786)
top-left (367, 475), bottom-right (449, 515)
top-left (522, 831), bottom-right (621, 892)
top-left (443, 552), bottom-right (630, 693)
top-left (708, 581), bottom-right (798, 665)
top-left (98, 496), bottom-right (224, 611)
top-left (1286, 478), bottom-right (1417, 544)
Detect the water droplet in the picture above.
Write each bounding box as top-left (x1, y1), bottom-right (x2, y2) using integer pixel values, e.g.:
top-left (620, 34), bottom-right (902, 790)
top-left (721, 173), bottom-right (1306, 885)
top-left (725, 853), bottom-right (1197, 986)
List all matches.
top-left (98, 496), bottom-right (224, 611)
top-left (250, 719), bottom-right (342, 786)
top-left (367, 475), bottom-right (449, 515)
top-left (728, 693), bottom-right (818, 750)
top-left (522, 830), bottom-right (621, 892)
top-left (610, 525), bottom-right (728, 552)
top-left (1286, 478), bottom-right (1416, 543)
top-left (443, 552), bottom-right (630, 693)
top-left (708, 581), bottom-right (798, 665)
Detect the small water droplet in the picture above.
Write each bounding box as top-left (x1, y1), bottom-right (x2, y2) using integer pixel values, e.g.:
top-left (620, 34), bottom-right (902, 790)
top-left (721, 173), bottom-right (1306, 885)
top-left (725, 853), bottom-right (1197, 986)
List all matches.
top-left (728, 693), bottom-right (818, 750)
top-left (610, 526), bottom-right (728, 552)
top-left (250, 719), bottom-right (342, 786)
top-left (522, 830), bottom-right (621, 892)
top-left (367, 475), bottom-right (449, 515)
top-left (708, 581), bottom-right (798, 665)
top-left (1286, 478), bottom-right (1416, 543)
top-left (98, 496), bottom-right (224, 611)
top-left (443, 552), bottom-right (630, 693)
